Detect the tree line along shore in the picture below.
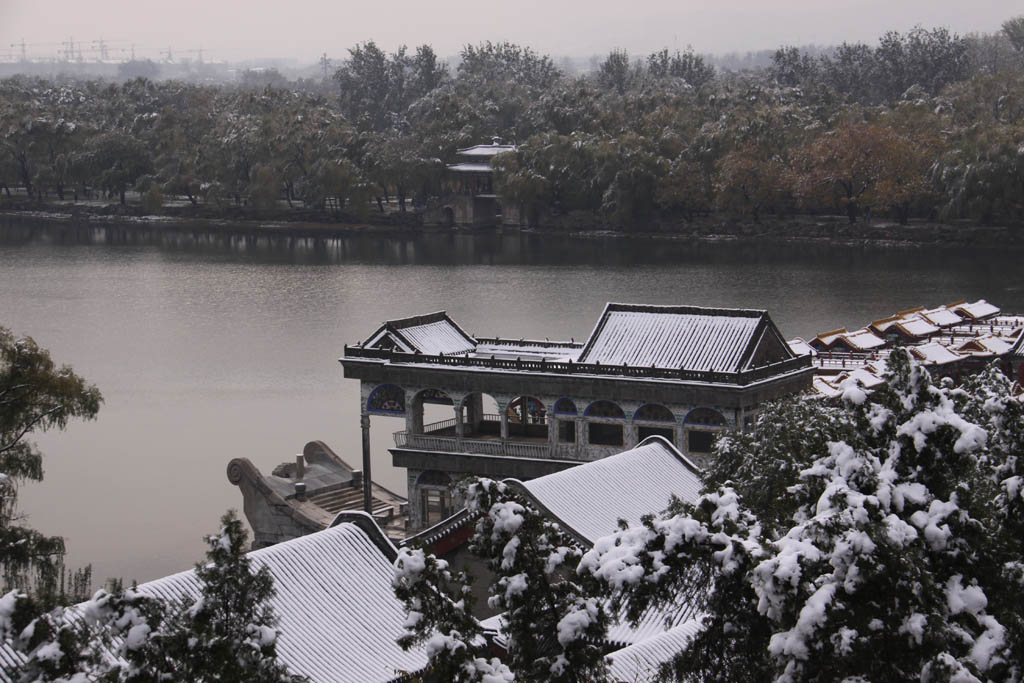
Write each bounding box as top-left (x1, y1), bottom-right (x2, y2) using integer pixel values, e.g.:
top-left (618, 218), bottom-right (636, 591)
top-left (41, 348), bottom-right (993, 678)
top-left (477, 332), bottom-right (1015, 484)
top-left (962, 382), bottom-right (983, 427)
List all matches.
top-left (2, 20), bottom-right (1024, 236)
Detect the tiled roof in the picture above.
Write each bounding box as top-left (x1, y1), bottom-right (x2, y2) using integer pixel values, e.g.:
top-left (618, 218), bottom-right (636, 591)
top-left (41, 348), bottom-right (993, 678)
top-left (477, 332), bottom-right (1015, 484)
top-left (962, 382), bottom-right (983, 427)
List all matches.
top-left (2, 518), bottom-right (429, 683)
top-left (145, 519), bottom-right (427, 682)
top-left (909, 342), bottom-right (962, 366)
top-left (606, 621), bottom-right (702, 682)
top-left (919, 307), bottom-right (963, 328)
top-left (787, 337), bottom-right (816, 357)
top-left (456, 143), bottom-right (517, 157)
top-left (841, 329), bottom-right (887, 351)
top-left (897, 317), bottom-right (940, 337)
top-left (508, 436), bottom-right (703, 545)
top-left (956, 334), bottom-right (1014, 356)
top-left (577, 303), bottom-right (791, 373)
top-left (952, 299), bottom-right (1000, 320)
top-left (364, 311), bottom-right (477, 356)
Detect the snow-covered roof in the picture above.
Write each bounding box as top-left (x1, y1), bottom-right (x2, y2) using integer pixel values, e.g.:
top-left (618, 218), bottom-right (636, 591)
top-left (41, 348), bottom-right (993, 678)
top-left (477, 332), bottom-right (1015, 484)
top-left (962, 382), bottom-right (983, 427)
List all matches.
top-left (897, 317), bottom-right (940, 338)
top-left (870, 316), bottom-right (903, 333)
top-left (456, 143), bottom-right (517, 157)
top-left (813, 327), bottom-right (887, 352)
top-left (842, 328), bottom-right (887, 351)
top-left (813, 328), bottom-right (848, 347)
top-left (950, 299), bottom-right (1000, 320)
top-left (576, 303), bottom-right (793, 373)
top-left (362, 311), bottom-right (477, 356)
top-left (919, 306), bottom-right (963, 328)
top-left (787, 337), bottom-right (817, 357)
top-left (473, 338), bottom-right (582, 362)
top-left (507, 436), bottom-right (702, 545)
top-left (956, 334), bottom-right (1014, 357)
top-left (812, 368), bottom-right (885, 398)
top-left (0, 518), bottom-right (430, 683)
top-left (1013, 334), bottom-right (1024, 358)
top-left (606, 621), bottom-right (702, 682)
top-left (141, 517), bottom-right (428, 683)
top-left (909, 342), bottom-right (962, 366)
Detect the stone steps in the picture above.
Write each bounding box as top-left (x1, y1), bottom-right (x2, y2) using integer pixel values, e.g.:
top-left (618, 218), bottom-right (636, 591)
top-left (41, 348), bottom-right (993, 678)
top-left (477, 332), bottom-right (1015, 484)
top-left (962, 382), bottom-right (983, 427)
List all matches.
top-left (307, 487), bottom-right (366, 514)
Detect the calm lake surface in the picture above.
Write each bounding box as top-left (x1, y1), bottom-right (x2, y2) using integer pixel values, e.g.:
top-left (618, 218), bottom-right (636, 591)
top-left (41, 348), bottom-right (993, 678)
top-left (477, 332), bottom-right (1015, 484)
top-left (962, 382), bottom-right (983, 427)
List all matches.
top-left (1, 220), bottom-right (1022, 585)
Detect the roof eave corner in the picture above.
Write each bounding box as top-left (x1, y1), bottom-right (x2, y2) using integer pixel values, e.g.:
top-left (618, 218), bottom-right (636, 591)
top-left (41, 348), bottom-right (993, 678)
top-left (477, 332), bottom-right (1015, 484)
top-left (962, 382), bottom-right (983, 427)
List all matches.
top-left (329, 511), bottom-right (399, 562)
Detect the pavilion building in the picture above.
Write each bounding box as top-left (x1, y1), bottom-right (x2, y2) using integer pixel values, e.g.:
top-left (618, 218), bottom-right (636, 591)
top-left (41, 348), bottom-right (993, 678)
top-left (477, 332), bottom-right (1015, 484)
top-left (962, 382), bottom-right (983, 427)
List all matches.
top-left (340, 303), bottom-right (812, 531)
top-left (431, 138), bottom-right (517, 228)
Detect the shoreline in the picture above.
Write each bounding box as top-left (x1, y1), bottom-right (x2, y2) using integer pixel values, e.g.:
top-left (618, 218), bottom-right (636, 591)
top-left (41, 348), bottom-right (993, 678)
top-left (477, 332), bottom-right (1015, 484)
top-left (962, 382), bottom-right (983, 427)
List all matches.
top-left (2, 205), bottom-right (1022, 250)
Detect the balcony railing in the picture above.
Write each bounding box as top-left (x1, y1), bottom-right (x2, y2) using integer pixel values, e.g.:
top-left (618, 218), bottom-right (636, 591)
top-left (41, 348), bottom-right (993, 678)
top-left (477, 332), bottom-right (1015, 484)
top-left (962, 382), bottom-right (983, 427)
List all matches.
top-left (394, 430), bottom-right (567, 459)
top-left (344, 345), bottom-right (812, 386)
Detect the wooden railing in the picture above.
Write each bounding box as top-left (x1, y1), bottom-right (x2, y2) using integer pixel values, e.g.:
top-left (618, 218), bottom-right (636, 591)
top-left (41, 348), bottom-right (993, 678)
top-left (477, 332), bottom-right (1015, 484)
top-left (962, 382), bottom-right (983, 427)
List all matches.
top-left (344, 345), bottom-right (812, 385)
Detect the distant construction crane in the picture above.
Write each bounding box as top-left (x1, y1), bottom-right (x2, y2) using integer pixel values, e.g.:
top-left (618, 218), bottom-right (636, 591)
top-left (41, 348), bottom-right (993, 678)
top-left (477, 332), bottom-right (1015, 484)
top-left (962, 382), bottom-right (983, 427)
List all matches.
top-left (320, 52), bottom-right (331, 78)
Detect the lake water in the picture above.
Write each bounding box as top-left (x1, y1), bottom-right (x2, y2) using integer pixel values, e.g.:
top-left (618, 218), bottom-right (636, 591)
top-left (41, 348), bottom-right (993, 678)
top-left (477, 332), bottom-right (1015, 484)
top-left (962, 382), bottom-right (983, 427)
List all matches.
top-left (1, 220), bottom-right (1022, 585)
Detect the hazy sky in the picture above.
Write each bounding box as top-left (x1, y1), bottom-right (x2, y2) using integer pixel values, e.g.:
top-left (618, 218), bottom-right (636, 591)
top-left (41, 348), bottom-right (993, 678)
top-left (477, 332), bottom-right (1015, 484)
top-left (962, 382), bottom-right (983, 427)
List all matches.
top-left (0, 0), bottom-right (1018, 65)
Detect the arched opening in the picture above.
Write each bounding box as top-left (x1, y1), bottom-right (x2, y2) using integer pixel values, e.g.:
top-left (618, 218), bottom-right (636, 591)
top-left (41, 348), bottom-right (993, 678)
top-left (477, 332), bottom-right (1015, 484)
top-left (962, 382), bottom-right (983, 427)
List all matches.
top-left (585, 400), bottom-right (625, 447)
top-left (634, 403), bottom-right (676, 443)
top-left (411, 388), bottom-right (454, 435)
top-left (506, 395), bottom-right (547, 440)
top-left (366, 384), bottom-right (405, 415)
top-left (442, 206), bottom-right (455, 228)
top-left (684, 407), bottom-right (727, 457)
top-left (416, 470), bottom-right (453, 526)
top-left (553, 398), bottom-right (578, 443)
top-left (460, 392), bottom-right (501, 438)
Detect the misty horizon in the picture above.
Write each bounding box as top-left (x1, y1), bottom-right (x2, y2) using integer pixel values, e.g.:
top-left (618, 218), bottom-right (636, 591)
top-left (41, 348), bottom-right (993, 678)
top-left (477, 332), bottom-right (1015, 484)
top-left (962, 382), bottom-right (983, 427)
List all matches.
top-left (1, 0), bottom-right (1017, 67)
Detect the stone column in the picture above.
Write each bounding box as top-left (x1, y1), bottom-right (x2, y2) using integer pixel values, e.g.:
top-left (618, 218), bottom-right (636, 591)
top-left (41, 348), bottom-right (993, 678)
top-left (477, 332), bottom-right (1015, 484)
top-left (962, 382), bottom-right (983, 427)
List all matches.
top-left (455, 403), bottom-right (465, 438)
top-left (499, 402), bottom-right (510, 440)
top-left (405, 389), bottom-right (418, 433)
top-left (576, 417), bottom-right (587, 459)
top-left (361, 412), bottom-right (372, 513)
top-left (548, 414), bottom-right (559, 455)
top-left (625, 419), bottom-right (638, 449)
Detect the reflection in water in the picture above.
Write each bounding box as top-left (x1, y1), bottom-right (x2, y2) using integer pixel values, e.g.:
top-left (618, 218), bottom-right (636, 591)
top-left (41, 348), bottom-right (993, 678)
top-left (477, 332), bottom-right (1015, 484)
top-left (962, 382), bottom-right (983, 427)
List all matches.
top-left (0, 219), bottom-right (1021, 586)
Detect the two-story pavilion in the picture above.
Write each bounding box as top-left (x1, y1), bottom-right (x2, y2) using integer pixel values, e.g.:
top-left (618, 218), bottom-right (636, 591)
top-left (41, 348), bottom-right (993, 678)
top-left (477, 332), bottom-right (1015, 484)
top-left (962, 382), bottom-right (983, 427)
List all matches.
top-left (340, 303), bottom-right (812, 530)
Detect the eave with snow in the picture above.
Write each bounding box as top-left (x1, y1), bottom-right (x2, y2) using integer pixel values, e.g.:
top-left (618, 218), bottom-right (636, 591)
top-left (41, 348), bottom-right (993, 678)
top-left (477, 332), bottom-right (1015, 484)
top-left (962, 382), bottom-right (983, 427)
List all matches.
top-left (341, 303), bottom-right (810, 531)
top-left (0, 514), bottom-right (430, 683)
top-left (478, 437), bottom-right (706, 675)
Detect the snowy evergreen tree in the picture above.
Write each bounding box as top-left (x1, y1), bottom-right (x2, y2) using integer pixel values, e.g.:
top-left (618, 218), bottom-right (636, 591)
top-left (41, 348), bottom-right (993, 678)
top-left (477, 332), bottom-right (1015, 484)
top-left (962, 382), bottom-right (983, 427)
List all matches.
top-left (467, 479), bottom-right (609, 682)
top-left (395, 479), bottom-right (610, 682)
top-left (580, 350), bottom-right (1023, 681)
top-left (113, 510), bottom-right (304, 682)
top-left (2, 511), bottom-right (303, 682)
top-left (393, 547), bottom-right (512, 682)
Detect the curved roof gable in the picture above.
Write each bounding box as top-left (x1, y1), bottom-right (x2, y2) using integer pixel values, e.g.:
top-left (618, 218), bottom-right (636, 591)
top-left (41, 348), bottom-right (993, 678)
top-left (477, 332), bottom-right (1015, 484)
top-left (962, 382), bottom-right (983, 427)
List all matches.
top-left (362, 311), bottom-right (477, 356)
